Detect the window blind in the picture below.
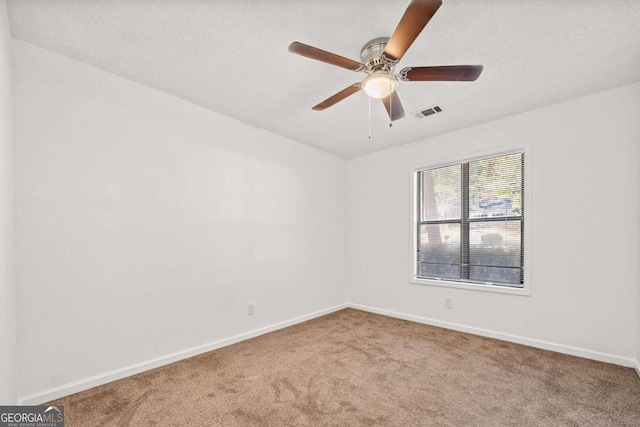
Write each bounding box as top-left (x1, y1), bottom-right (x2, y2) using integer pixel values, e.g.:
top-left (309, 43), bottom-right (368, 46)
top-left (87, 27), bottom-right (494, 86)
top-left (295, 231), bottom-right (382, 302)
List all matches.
top-left (416, 152), bottom-right (524, 287)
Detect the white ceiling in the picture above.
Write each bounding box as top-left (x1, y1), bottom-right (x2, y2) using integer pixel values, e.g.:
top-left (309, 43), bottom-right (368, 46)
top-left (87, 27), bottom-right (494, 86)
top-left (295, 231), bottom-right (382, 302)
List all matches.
top-left (7, 0), bottom-right (640, 158)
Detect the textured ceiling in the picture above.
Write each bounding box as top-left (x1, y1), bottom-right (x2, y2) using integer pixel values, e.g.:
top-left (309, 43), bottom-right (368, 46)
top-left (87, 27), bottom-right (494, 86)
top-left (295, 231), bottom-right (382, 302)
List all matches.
top-left (7, 0), bottom-right (640, 158)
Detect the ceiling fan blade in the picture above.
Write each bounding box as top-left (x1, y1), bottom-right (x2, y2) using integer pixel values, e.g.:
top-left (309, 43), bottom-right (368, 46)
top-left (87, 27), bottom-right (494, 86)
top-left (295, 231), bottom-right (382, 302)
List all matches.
top-left (400, 65), bottom-right (483, 81)
top-left (312, 83), bottom-right (362, 111)
top-left (289, 42), bottom-right (364, 71)
top-left (383, 0), bottom-right (442, 63)
top-left (381, 91), bottom-right (406, 121)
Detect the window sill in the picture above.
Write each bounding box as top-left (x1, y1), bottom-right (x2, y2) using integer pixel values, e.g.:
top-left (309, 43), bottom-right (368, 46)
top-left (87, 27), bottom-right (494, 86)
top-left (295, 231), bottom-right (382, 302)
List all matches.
top-left (411, 277), bottom-right (531, 296)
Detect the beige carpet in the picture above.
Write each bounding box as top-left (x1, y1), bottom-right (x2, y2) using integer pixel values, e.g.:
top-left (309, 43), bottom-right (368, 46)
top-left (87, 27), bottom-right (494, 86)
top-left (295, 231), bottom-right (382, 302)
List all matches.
top-left (50, 308), bottom-right (640, 426)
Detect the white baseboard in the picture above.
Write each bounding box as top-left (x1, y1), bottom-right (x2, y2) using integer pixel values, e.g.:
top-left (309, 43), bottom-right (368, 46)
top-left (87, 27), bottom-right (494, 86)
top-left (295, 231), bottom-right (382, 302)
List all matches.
top-left (634, 359), bottom-right (640, 378)
top-left (347, 303), bottom-right (637, 369)
top-left (19, 303), bottom-right (348, 405)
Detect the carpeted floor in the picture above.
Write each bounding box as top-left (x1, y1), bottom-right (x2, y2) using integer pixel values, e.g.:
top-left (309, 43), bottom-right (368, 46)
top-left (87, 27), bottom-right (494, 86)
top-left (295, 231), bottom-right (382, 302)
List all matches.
top-left (50, 308), bottom-right (640, 426)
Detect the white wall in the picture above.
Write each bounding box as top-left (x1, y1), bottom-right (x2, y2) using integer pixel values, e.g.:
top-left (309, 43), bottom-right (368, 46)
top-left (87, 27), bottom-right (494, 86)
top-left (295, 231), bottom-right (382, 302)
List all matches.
top-left (348, 82), bottom-right (640, 365)
top-left (13, 40), bottom-right (347, 400)
top-left (635, 115), bottom-right (640, 376)
top-left (0, 0), bottom-right (16, 405)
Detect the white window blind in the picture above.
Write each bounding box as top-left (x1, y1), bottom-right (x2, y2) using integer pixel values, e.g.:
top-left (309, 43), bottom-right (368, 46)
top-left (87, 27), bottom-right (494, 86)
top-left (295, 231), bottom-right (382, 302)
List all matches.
top-left (415, 152), bottom-right (524, 287)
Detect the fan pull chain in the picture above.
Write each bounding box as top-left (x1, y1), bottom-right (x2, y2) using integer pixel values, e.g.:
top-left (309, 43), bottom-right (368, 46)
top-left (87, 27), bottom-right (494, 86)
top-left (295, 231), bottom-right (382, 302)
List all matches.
top-left (368, 96), bottom-right (371, 139)
top-left (389, 78), bottom-right (393, 128)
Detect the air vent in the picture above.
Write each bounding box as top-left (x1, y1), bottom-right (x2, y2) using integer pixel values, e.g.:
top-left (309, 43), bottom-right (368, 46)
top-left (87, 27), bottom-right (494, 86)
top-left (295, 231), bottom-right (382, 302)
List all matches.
top-left (414, 104), bottom-right (443, 119)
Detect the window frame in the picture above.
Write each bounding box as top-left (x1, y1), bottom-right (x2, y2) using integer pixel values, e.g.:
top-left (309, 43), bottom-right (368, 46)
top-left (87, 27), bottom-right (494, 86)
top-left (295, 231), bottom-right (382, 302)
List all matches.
top-left (410, 144), bottom-right (532, 296)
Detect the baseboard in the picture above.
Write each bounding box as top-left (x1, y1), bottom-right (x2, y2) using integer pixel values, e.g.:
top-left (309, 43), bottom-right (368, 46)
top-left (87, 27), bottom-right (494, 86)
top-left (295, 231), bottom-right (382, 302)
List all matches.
top-left (18, 303), bottom-right (348, 405)
top-left (347, 303), bottom-right (636, 369)
top-left (634, 359), bottom-right (640, 378)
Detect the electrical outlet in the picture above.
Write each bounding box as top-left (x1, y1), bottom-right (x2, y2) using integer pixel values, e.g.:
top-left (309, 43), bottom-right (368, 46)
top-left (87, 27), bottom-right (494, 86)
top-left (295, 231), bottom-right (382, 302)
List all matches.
top-left (248, 303), bottom-right (255, 316)
top-left (444, 297), bottom-right (453, 309)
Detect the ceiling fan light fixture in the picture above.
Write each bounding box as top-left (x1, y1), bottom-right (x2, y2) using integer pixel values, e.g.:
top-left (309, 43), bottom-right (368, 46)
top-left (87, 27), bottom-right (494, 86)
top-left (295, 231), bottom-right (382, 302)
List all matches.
top-left (362, 71), bottom-right (397, 99)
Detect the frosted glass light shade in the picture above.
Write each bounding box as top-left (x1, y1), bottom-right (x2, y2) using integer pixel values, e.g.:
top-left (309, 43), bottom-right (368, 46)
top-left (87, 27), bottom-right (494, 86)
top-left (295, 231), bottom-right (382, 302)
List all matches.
top-left (362, 72), bottom-right (397, 98)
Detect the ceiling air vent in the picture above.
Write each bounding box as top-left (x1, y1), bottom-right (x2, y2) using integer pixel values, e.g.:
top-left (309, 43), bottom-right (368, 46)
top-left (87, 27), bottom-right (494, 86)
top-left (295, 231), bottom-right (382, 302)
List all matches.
top-left (414, 104), bottom-right (443, 119)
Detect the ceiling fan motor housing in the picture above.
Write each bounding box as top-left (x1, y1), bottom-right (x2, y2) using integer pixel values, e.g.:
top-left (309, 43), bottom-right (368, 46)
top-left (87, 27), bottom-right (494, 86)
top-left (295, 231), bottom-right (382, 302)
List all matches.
top-left (361, 37), bottom-right (393, 72)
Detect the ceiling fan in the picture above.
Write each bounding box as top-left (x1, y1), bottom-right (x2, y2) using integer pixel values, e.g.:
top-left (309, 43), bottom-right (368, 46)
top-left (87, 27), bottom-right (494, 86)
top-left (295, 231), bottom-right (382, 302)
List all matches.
top-left (288, 0), bottom-right (483, 121)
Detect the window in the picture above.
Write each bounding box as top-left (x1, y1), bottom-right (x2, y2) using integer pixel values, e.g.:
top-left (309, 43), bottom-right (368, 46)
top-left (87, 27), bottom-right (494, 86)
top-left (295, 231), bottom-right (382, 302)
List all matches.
top-left (413, 152), bottom-right (525, 290)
